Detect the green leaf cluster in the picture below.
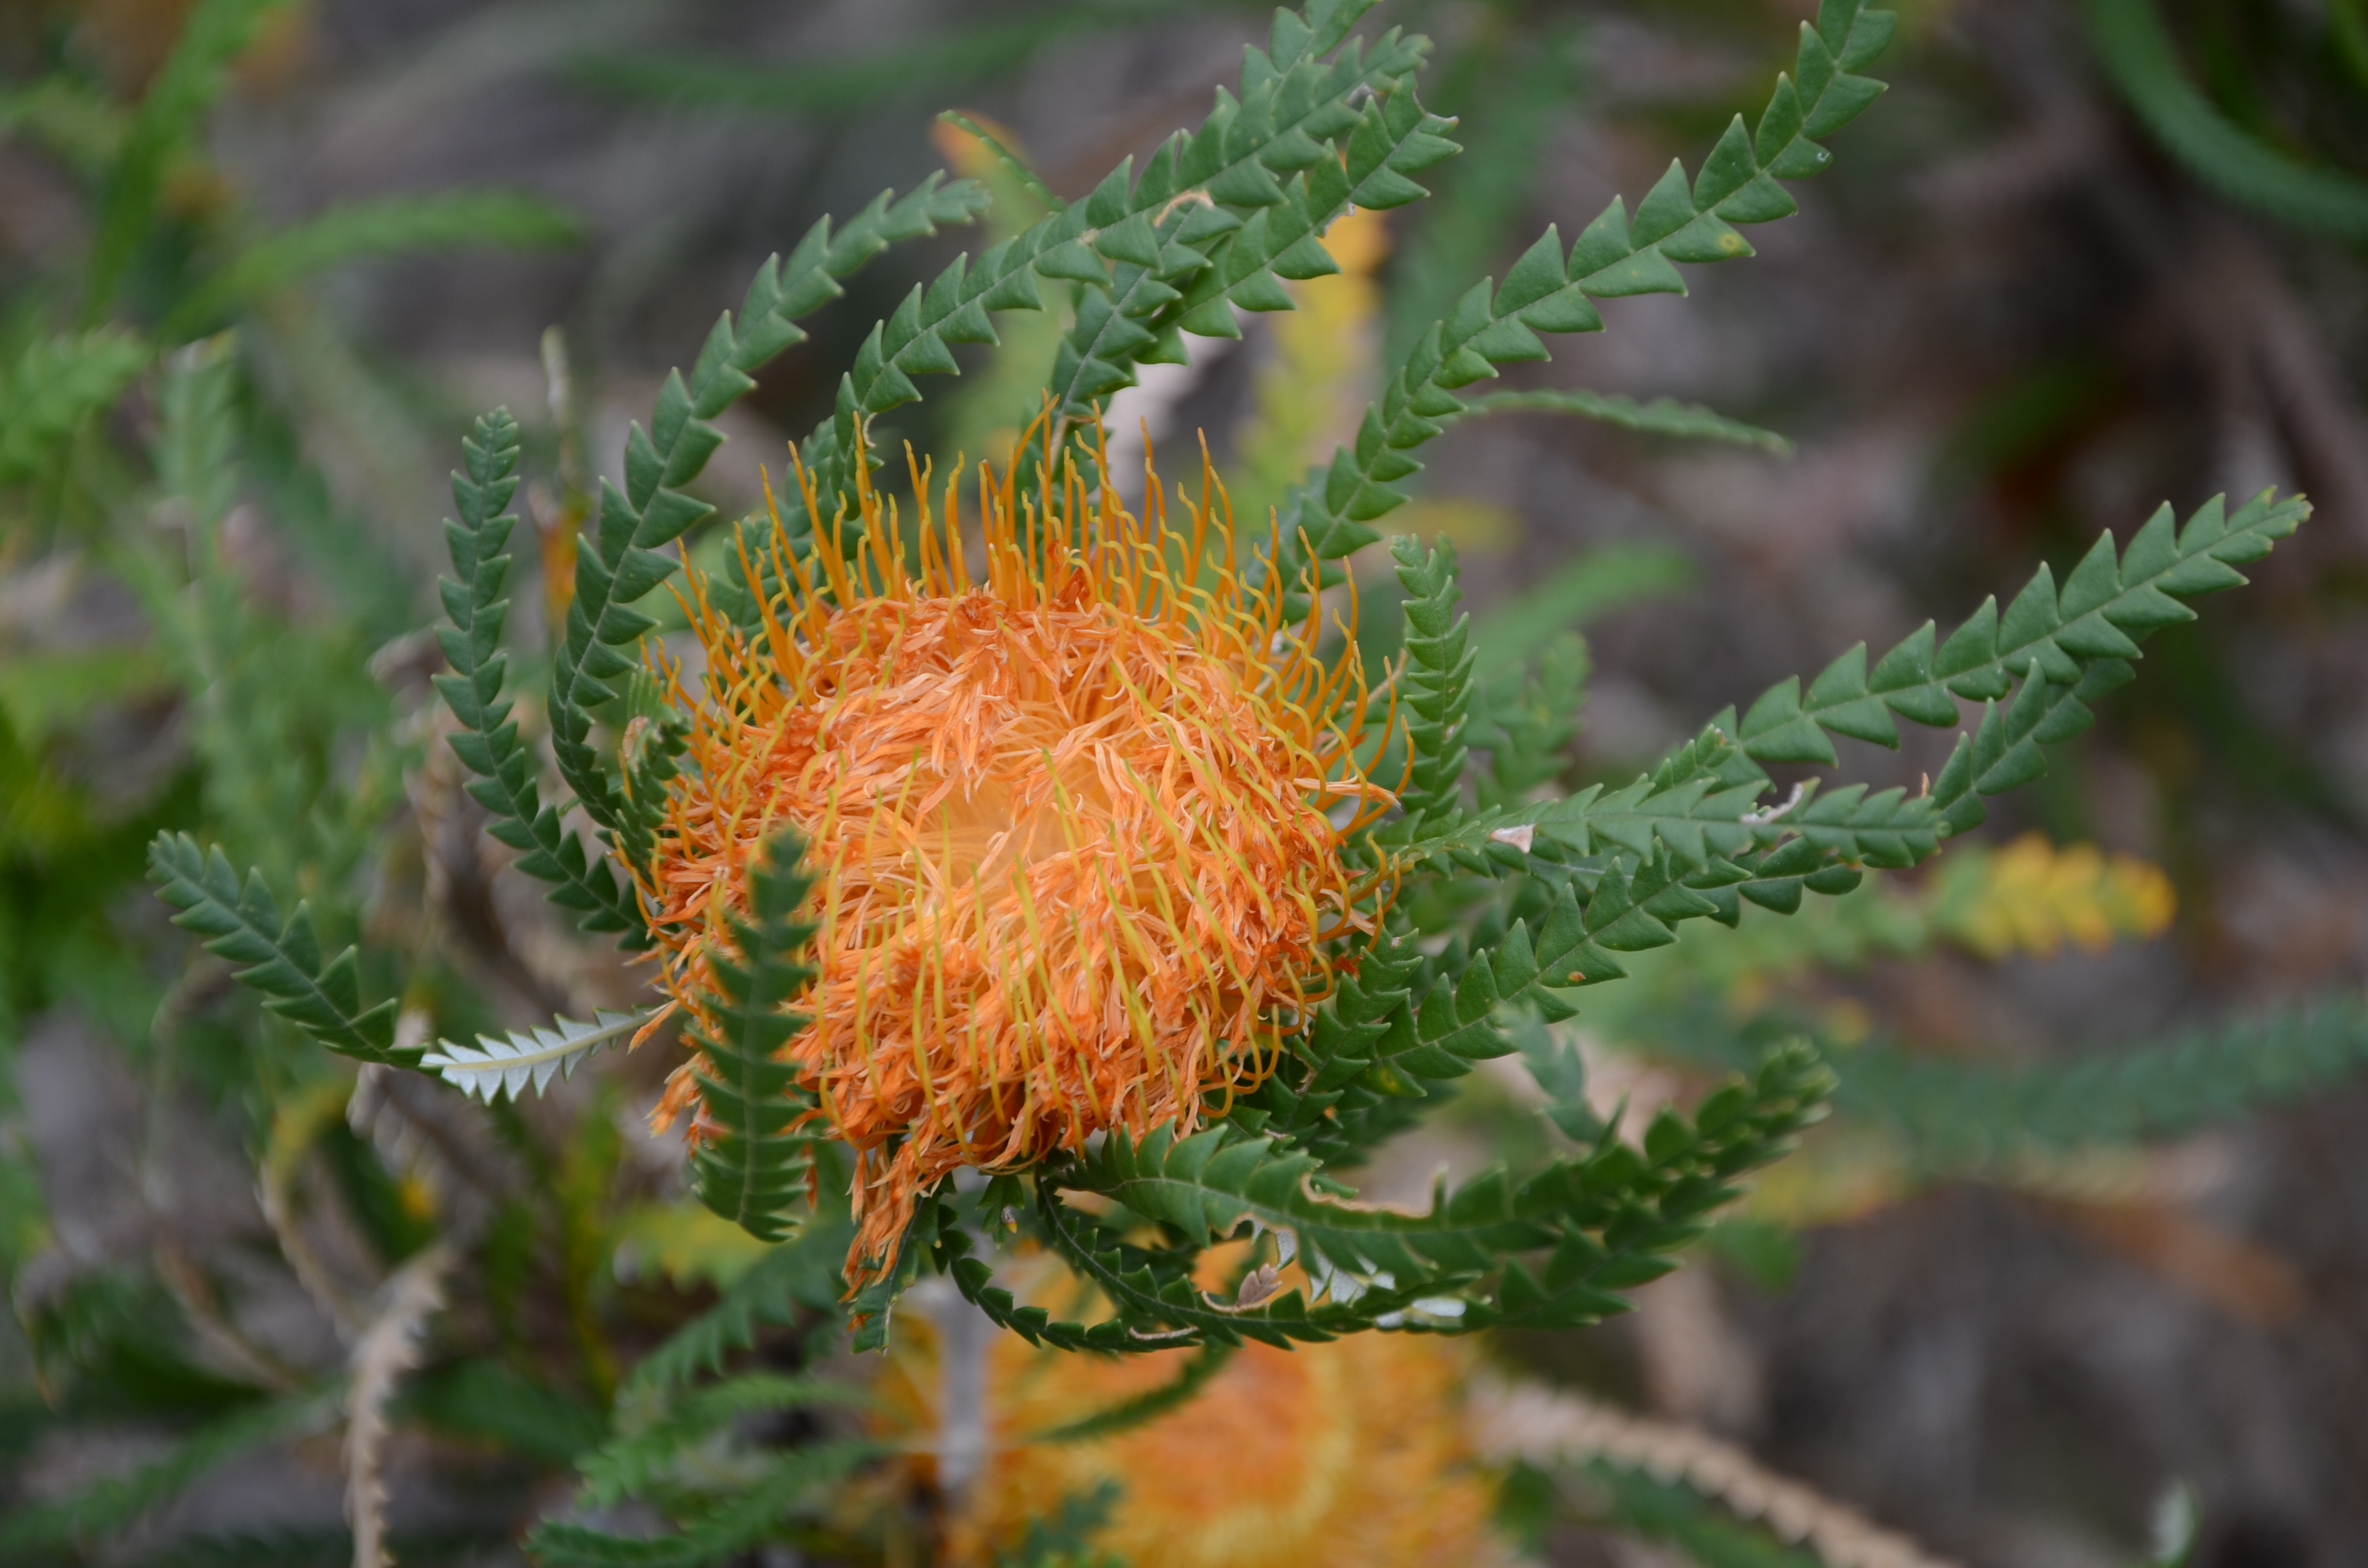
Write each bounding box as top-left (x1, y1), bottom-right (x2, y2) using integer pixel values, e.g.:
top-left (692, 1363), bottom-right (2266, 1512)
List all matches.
top-left (1405, 489), bottom-right (2307, 898)
top-left (941, 1041), bottom-right (1829, 1348)
top-left (1260, 0), bottom-right (1897, 614)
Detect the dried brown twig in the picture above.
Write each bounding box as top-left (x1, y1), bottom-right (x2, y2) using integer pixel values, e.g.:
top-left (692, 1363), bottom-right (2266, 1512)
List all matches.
top-left (345, 1242), bottom-right (454, 1568)
top-left (1469, 1379), bottom-right (1962, 1568)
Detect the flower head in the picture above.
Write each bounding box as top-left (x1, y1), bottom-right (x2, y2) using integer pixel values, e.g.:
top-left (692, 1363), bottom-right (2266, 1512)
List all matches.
top-left (639, 421), bottom-right (1386, 1287)
top-left (873, 1255), bottom-right (1513, 1568)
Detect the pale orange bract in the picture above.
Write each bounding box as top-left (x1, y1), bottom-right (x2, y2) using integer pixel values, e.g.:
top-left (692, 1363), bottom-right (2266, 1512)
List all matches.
top-left (637, 421), bottom-right (1389, 1289)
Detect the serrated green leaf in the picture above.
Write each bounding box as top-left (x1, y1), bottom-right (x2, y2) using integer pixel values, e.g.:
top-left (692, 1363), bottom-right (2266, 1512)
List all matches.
top-left (420, 1008), bottom-right (653, 1102)
top-left (147, 833), bottom-right (411, 1066)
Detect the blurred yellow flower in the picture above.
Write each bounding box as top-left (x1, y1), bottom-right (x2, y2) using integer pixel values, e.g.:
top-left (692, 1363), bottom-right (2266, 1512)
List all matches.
top-left (1937, 832), bottom-right (2176, 960)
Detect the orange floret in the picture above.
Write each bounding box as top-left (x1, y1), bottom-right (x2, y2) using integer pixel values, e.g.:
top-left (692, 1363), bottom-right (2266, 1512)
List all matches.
top-left (637, 421), bottom-right (1389, 1290)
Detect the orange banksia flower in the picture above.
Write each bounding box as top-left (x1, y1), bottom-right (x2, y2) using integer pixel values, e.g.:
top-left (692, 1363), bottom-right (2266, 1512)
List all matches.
top-left (636, 421), bottom-right (1390, 1289)
top-left (873, 1258), bottom-right (1514, 1568)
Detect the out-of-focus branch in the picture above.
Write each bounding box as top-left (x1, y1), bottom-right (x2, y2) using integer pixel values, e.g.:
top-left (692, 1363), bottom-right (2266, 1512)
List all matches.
top-left (1470, 1379), bottom-right (1962, 1568)
top-left (346, 1241), bottom-right (454, 1568)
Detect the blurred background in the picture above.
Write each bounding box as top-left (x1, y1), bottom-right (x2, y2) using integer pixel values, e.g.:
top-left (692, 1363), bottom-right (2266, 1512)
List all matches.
top-left (6, 1), bottom-right (2368, 1564)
